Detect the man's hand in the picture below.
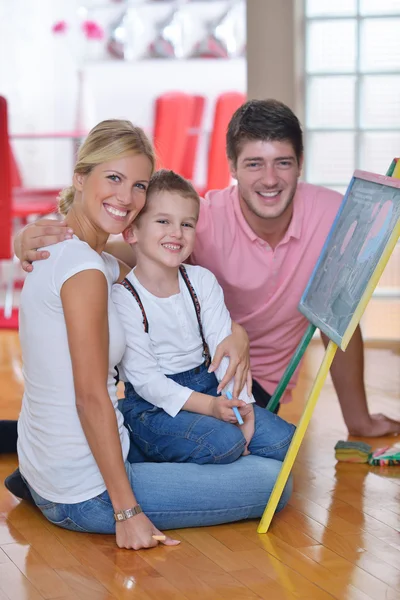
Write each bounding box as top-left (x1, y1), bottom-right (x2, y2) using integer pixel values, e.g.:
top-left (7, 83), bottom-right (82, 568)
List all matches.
top-left (14, 219), bottom-right (73, 272)
top-left (348, 413), bottom-right (400, 437)
top-left (209, 322), bottom-right (252, 398)
top-left (116, 512), bottom-right (180, 550)
top-left (211, 396), bottom-right (248, 423)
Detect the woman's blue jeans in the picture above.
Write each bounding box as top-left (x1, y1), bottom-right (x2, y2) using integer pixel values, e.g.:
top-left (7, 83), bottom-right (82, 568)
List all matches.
top-left (25, 457), bottom-right (293, 534)
top-left (23, 365), bottom-right (295, 534)
top-left (122, 364), bottom-right (295, 465)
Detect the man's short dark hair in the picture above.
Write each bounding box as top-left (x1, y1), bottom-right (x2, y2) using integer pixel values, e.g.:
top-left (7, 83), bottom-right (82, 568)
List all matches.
top-left (226, 99), bottom-right (303, 166)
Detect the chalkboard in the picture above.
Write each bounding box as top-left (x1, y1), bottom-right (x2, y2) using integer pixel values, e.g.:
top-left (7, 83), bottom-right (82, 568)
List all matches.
top-left (299, 170), bottom-right (400, 350)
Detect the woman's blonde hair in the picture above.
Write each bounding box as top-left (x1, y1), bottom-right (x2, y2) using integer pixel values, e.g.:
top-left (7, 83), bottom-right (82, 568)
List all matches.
top-left (58, 119), bottom-right (155, 216)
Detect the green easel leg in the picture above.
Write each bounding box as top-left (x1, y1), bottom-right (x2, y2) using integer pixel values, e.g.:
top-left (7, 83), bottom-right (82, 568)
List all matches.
top-left (266, 323), bottom-right (316, 412)
top-left (386, 159), bottom-right (397, 177)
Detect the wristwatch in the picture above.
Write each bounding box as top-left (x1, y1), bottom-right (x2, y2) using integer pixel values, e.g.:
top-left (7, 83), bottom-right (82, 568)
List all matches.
top-left (114, 504), bottom-right (142, 522)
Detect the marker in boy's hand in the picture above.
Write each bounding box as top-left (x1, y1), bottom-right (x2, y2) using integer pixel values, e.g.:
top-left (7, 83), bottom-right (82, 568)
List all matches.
top-left (228, 392), bottom-right (255, 456)
top-left (225, 391), bottom-right (244, 425)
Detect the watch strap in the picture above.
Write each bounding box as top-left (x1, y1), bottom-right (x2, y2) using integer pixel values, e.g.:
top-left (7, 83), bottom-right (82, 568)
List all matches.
top-left (114, 504), bottom-right (142, 522)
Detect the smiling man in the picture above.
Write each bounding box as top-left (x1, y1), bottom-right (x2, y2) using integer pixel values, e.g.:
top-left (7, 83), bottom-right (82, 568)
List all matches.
top-left (188, 99), bottom-right (400, 437)
top-left (12, 99), bottom-right (400, 438)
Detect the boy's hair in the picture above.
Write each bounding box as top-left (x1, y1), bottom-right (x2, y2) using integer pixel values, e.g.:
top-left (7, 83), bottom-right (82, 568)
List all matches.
top-left (226, 99), bottom-right (303, 166)
top-left (139, 169), bottom-right (200, 217)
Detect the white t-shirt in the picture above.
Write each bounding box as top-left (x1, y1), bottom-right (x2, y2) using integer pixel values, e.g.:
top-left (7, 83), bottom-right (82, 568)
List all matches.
top-left (18, 237), bottom-right (130, 504)
top-left (112, 264), bottom-right (253, 418)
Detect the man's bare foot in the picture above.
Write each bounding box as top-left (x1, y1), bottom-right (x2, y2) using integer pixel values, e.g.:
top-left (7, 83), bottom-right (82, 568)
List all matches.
top-left (348, 413), bottom-right (400, 437)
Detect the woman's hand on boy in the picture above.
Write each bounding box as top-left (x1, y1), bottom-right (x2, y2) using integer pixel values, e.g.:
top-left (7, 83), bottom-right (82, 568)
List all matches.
top-left (210, 322), bottom-right (252, 398)
top-left (116, 512), bottom-right (180, 550)
top-left (14, 218), bottom-right (73, 272)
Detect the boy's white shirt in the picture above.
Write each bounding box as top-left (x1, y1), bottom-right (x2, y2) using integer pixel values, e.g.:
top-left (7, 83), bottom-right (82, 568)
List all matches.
top-left (112, 264), bottom-right (254, 417)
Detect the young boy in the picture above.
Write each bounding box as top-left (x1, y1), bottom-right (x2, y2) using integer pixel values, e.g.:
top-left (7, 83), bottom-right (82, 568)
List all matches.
top-left (112, 170), bottom-right (295, 465)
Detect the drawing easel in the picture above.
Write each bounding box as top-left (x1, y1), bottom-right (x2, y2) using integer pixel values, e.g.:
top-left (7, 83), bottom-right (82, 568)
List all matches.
top-left (266, 159), bottom-right (400, 415)
top-left (258, 165), bottom-right (400, 534)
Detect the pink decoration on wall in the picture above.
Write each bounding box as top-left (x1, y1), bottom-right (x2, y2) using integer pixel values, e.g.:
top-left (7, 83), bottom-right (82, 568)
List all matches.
top-left (51, 19), bottom-right (104, 41)
top-left (52, 21), bottom-right (68, 34)
top-left (81, 20), bottom-right (104, 41)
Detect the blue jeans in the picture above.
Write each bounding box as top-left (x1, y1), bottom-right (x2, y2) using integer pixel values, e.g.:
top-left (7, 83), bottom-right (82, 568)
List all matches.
top-left (24, 457), bottom-right (293, 533)
top-left (122, 364), bottom-right (295, 465)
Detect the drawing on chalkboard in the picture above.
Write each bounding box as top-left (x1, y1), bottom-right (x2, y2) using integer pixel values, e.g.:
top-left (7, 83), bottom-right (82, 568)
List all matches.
top-left (299, 170), bottom-right (400, 349)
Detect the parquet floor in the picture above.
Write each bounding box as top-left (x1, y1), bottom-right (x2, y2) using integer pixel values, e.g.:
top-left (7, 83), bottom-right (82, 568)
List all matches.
top-left (0, 330), bottom-right (399, 600)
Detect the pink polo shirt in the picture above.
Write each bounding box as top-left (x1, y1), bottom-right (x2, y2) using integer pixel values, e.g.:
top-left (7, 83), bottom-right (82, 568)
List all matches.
top-left (190, 182), bottom-right (343, 400)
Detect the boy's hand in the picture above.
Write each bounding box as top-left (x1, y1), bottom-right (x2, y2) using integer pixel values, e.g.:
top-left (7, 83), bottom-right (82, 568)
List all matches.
top-left (238, 404), bottom-right (255, 455)
top-left (14, 219), bottom-right (73, 272)
top-left (211, 396), bottom-right (247, 423)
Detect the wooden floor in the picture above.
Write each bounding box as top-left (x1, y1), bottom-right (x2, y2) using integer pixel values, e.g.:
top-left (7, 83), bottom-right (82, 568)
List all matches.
top-left (0, 331), bottom-right (399, 600)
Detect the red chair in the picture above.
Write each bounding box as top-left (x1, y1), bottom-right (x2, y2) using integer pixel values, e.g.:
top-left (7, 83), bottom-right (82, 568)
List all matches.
top-left (202, 92), bottom-right (246, 195)
top-left (153, 92), bottom-right (196, 173)
top-left (10, 142), bottom-right (22, 187)
top-left (0, 97), bottom-right (18, 328)
top-left (0, 98), bottom-right (12, 262)
top-left (13, 188), bottom-right (58, 220)
top-left (9, 140), bottom-right (59, 219)
top-left (0, 96), bottom-right (60, 328)
top-left (180, 95), bottom-right (206, 181)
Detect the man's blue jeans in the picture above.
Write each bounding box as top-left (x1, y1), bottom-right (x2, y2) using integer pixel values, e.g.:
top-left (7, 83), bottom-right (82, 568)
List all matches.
top-left (122, 364), bottom-right (295, 465)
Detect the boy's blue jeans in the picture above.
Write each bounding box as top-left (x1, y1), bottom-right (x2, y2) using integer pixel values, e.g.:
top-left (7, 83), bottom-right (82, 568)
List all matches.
top-left (122, 363), bottom-right (295, 465)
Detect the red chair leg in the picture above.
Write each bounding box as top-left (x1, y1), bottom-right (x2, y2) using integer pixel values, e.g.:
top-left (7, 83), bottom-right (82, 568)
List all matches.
top-left (206, 92), bottom-right (246, 193)
top-left (153, 92), bottom-right (195, 173)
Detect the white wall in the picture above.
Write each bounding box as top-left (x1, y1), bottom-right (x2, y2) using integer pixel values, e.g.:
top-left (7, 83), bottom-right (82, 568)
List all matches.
top-left (0, 0), bottom-right (246, 189)
top-left (0, 0), bottom-right (81, 187)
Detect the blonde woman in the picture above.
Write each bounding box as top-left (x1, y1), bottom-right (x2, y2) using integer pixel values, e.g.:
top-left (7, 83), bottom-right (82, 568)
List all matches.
top-left (5, 120), bottom-right (292, 551)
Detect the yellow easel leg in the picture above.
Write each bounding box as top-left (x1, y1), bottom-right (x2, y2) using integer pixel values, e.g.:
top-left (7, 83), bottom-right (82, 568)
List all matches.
top-left (257, 340), bottom-right (338, 533)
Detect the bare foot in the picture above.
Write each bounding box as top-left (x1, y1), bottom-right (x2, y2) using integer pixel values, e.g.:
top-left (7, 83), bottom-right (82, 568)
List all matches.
top-left (348, 414), bottom-right (400, 437)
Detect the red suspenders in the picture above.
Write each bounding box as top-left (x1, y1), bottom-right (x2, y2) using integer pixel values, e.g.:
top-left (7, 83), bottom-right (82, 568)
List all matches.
top-left (119, 265), bottom-right (211, 367)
